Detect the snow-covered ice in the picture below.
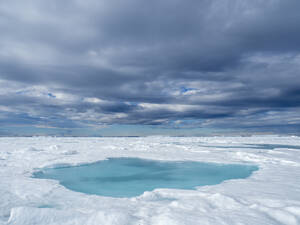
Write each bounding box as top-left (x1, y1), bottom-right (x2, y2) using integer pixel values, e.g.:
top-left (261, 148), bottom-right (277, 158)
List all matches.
top-left (1, 135), bottom-right (300, 225)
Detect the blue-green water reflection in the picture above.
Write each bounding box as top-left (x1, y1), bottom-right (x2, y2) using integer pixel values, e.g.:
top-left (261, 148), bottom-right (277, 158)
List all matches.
top-left (33, 158), bottom-right (258, 197)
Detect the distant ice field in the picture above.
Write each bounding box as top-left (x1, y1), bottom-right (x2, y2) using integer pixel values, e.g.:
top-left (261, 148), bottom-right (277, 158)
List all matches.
top-left (1, 136), bottom-right (300, 225)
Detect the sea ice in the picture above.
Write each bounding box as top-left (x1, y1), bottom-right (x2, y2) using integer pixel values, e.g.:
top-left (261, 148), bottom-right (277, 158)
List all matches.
top-left (1, 135), bottom-right (300, 225)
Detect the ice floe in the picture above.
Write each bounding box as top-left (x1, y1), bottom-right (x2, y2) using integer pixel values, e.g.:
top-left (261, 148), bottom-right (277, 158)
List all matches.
top-left (1, 135), bottom-right (300, 225)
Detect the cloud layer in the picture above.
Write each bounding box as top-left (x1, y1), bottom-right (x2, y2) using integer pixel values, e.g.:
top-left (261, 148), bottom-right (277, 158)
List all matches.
top-left (1, 0), bottom-right (300, 135)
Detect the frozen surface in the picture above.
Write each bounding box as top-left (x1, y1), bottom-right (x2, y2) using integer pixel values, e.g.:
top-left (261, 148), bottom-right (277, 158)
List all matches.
top-left (1, 135), bottom-right (300, 224)
top-left (33, 157), bottom-right (258, 197)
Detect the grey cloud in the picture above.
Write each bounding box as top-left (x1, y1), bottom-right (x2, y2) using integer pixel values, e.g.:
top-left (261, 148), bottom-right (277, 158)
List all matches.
top-left (0, 0), bottom-right (300, 134)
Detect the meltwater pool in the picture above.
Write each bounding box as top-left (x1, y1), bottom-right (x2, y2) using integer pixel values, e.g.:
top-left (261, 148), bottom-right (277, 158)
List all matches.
top-left (33, 158), bottom-right (258, 197)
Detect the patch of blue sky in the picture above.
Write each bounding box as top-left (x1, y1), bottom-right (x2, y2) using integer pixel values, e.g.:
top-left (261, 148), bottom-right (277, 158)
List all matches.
top-left (180, 86), bottom-right (196, 94)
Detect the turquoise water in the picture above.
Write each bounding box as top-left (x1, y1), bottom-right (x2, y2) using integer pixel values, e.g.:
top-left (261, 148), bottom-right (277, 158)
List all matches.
top-left (199, 144), bottom-right (300, 150)
top-left (246, 144), bottom-right (300, 150)
top-left (33, 158), bottom-right (258, 197)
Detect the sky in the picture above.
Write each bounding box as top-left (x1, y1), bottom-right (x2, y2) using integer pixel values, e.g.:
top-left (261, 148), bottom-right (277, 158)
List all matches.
top-left (0, 0), bottom-right (300, 136)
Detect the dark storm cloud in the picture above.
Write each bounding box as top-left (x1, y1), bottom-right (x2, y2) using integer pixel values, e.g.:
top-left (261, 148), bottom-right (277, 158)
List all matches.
top-left (0, 0), bottom-right (300, 133)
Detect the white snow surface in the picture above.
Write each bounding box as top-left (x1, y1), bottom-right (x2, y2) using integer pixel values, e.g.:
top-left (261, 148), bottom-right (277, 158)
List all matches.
top-left (1, 135), bottom-right (300, 225)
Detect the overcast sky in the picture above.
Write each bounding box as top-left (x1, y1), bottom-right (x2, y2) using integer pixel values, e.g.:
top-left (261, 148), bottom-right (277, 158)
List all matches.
top-left (1, 0), bottom-right (300, 136)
